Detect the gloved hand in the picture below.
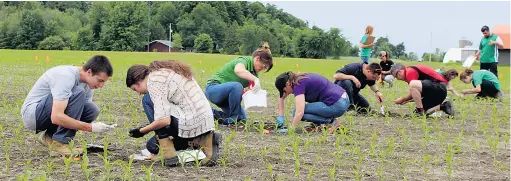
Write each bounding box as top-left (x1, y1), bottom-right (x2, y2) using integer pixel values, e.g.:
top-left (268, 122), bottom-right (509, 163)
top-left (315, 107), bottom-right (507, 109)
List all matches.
top-left (91, 122), bottom-right (115, 133)
top-left (276, 116), bottom-right (285, 128)
top-left (252, 78), bottom-right (261, 93)
top-left (129, 127), bottom-right (147, 138)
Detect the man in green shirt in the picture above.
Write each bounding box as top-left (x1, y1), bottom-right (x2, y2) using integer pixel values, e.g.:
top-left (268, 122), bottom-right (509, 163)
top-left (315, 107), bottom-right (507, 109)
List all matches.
top-left (475, 25), bottom-right (504, 77)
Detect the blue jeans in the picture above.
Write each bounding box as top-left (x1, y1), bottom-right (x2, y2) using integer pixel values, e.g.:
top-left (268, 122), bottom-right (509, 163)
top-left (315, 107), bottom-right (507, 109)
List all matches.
top-left (292, 95), bottom-right (350, 125)
top-left (205, 82), bottom-right (247, 124)
top-left (142, 94), bottom-right (184, 154)
top-left (35, 86), bottom-right (99, 144)
top-left (361, 56), bottom-right (369, 64)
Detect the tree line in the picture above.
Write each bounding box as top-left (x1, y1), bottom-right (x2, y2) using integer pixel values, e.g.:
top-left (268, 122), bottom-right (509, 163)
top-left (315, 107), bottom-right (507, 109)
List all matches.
top-left (0, 1), bottom-right (418, 60)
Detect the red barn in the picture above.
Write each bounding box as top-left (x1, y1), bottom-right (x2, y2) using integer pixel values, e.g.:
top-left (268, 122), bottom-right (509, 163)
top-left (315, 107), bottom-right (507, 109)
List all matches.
top-left (145, 40), bottom-right (181, 52)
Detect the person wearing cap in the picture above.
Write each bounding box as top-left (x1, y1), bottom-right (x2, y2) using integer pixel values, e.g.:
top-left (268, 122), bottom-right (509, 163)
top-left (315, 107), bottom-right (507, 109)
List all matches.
top-left (459, 69), bottom-right (502, 100)
top-left (390, 63), bottom-right (454, 116)
top-left (475, 25), bottom-right (504, 77)
top-left (333, 62), bottom-right (384, 114)
top-left (275, 72), bottom-right (350, 131)
top-left (379, 51), bottom-right (394, 87)
top-left (205, 42), bottom-right (273, 125)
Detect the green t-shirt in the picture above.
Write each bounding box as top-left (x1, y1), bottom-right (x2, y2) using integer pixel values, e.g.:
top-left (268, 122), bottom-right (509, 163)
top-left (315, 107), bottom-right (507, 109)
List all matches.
top-left (360, 34), bottom-right (372, 57)
top-left (472, 70), bottom-right (501, 91)
top-left (207, 56), bottom-right (257, 88)
top-left (479, 33), bottom-right (500, 63)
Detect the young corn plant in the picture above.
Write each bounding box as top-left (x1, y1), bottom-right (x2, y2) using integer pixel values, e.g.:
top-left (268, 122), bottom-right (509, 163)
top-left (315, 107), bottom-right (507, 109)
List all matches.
top-left (421, 154), bottom-right (431, 177)
top-left (238, 144), bottom-right (246, 162)
top-left (267, 163), bottom-right (274, 180)
top-left (277, 138), bottom-right (287, 163)
top-left (224, 131), bottom-right (236, 159)
top-left (370, 128), bottom-right (378, 157)
top-left (400, 158), bottom-right (408, 181)
top-left (307, 166), bottom-right (315, 181)
top-left (487, 134), bottom-right (499, 167)
top-left (80, 154), bottom-right (90, 181)
top-left (445, 144), bottom-right (456, 178)
top-left (16, 159), bottom-right (32, 181)
top-left (141, 162), bottom-right (157, 181)
top-left (327, 165), bottom-right (336, 181)
top-left (62, 155), bottom-right (75, 178)
top-left (116, 155), bottom-right (134, 181)
top-left (471, 134), bottom-right (480, 152)
top-left (45, 158), bottom-right (57, 178)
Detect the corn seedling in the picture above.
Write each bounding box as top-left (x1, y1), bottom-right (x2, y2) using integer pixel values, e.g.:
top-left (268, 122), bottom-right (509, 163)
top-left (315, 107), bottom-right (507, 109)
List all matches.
top-left (16, 159), bottom-right (32, 181)
top-left (115, 127), bottom-right (127, 149)
top-left (471, 134), bottom-right (480, 152)
top-left (277, 138), bottom-right (287, 163)
top-left (45, 158), bottom-right (57, 178)
top-left (455, 130), bottom-right (464, 153)
top-left (327, 165), bottom-right (336, 181)
top-left (267, 163), bottom-right (274, 180)
top-left (445, 144), bottom-right (456, 178)
top-left (400, 158), bottom-right (407, 180)
top-left (487, 134), bottom-right (499, 166)
top-left (224, 131), bottom-right (236, 159)
top-left (62, 155), bottom-right (74, 178)
top-left (294, 158), bottom-right (300, 179)
top-left (351, 166), bottom-right (362, 181)
top-left (115, 155), bottom-right (134, 181)
top-left (219, 156), bottom-right (228, 168)
top-left (307, 166), bottom-right (315, 181)
top-left (370, 128), bottom-right (378, 156)
top-left (503, 133), bottom-right (509, 150)
top-left (81, 154), bottom-right (90, 181)
top-left (239, 144), bottom-right (246, 162)
top-left (141, 162), bottom-right (156, 181)
top-left (422, 154), bottom-right (431, 176)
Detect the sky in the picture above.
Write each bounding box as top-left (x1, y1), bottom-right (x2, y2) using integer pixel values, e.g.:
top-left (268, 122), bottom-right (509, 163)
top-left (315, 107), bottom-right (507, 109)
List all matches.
top-left (264, 1), bottom-right (510, 57)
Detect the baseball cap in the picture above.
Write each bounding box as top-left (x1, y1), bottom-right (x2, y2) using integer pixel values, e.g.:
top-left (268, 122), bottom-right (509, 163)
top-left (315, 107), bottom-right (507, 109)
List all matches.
top-left (390, 63), bottom-right (405, 77)
top-left (275, 71), bottom-right (290, 98)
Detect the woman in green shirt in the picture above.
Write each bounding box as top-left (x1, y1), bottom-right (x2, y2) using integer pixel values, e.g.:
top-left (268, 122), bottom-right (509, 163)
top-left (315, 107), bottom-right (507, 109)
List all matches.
top-left (205, 43), bottom-right (274, 125)
top-left (359, 25), bottom-right (374, 64)
top-left (460, 69), bottom-right (502, 99)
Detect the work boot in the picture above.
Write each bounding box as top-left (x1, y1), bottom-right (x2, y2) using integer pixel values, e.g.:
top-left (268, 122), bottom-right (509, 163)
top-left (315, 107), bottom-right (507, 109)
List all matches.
top-left (49, 141), bottom-right (83, 157)
top-left (188, 131), bottom-right (222, 166)
top-left (413, 108), bottom-right (425, 117)
top-left (36, 130), bottom-right (53, 147)
top-left (440, 101), bottom-right (455, 116)
top-left (151, 137), bottom-right (180, 167)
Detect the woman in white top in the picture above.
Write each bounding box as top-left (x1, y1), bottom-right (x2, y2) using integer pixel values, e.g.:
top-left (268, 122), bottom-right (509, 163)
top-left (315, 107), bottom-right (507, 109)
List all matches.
top-left (125, 60), bottom-right (220, 167)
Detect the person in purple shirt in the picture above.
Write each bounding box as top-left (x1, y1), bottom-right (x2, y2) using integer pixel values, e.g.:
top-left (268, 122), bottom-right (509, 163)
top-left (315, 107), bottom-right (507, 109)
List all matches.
top-left (275, 71), bottom-right (350, 132)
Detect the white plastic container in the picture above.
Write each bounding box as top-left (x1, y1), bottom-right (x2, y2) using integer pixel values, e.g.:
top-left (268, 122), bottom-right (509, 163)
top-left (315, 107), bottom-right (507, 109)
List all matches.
top-left (242, 89), bottom-right (268, 111)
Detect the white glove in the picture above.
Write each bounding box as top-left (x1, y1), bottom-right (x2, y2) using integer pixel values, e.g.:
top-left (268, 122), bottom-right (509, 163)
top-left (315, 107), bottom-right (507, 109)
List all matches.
top-left (91, 122), bottom-right (116, 133)
top-left (252, 78), bottom-right (261, 93)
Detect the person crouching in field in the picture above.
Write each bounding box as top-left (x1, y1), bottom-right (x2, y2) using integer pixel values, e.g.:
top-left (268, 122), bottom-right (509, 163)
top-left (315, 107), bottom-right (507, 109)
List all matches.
top-left (378, 51), bottom-right (395, 87)
top-left (21, 55), bottom-right (116, 156)
top-left (459, 69), bottom-right (503, 100)
top-left (437, 68), bottom-right (462, 97)
top-left (126, 60), bottom-right (220, 167)
top-left (205, 42), bottom-right (273, 126)
top-left (333, 62), bottom-right (384, 114)
top-left (275, 71), bottom-right (350, 133)
top-left (390, 63), bottom-right (454, 117)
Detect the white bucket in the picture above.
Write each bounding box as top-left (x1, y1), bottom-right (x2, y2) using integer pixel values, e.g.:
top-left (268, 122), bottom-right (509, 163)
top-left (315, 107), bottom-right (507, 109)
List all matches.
top-left (242, 89), bottom-right (268, 111)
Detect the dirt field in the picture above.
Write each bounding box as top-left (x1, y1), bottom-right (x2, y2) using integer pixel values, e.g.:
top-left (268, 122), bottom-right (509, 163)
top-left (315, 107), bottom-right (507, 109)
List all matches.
top-left (0, 50), bottom-right (509, 180)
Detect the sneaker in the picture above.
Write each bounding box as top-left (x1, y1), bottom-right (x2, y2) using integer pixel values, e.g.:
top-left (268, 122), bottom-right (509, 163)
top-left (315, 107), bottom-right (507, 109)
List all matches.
top-left (36, 130), bottom-right (53, 147)
top-left (440, 101), bottom-right (455, 116)
top-left (328, 119), bottom-right (341, 134)
top-left (413, 108), bottom-right (425, 117)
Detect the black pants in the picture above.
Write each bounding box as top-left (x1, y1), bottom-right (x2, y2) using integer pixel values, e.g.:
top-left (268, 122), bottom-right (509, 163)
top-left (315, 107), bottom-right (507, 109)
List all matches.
top-left (421, 80), bottom-right (447, 111)
top-left (476, 80), bottom-right (500, 99)
top-left (336, 80), bottom-right (370, 113)
top-left (480, 62), bottom-right (498, 78)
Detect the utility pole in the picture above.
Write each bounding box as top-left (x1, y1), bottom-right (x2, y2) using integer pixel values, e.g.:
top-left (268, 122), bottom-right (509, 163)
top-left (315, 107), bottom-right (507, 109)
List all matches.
top-left (429, 31), bottom-right (432, 62)
top-left (169, 23), bottom-right (172, 53)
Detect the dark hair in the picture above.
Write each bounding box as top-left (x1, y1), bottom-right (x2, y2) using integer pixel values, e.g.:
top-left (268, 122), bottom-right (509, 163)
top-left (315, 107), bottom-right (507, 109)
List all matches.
top-left (442, 69), bottom-right (459, 81)
top-left (252, 42), bottom-right (273, 72)
top-left (126, 60), bottom-right (193, 87)
top-left (275, 71), bottom-right (308, 98)
top-left (460, 69), bottom-right (474, 80)
top-left (367, 63), bottom-right (382, 74)
top-left (83, 55), bottom-right (113, 77)
top-left (481, 25), bottom-right (490, 32)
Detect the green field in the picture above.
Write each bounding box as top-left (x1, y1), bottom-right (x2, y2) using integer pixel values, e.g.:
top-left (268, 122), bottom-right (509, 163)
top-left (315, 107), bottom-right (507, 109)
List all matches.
top-left (0, 49), bottom-right (509, 180)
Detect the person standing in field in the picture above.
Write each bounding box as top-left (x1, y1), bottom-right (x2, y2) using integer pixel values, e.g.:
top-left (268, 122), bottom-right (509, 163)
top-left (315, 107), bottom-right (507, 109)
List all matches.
top-left (390, 63), bottom-right (455, 117)
top-left (359, 25), bottom-right (374, 64)
top-left (21, 55), bottom-right (116, 156)
top-left (275, 71), bottom-right (350, 133)
top-left (459, 69), bottom-right (503, 100)
top-left (379, 51), bottom-right (394, 87)
top-left (205, 42), bottom-right (273, 126)
top-left (475, 25), bottom-right (504, 77)
top-left (126, 60), bottom-right (220, 167)
top-left (333, 62), bottom-right (384, 114)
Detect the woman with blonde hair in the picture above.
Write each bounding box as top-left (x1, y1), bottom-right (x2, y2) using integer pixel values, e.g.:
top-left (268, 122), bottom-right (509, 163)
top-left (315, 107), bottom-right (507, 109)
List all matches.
top-left (206, 42), bottom-right (274, 126)
top-left (359, 25), bottom-right (374, 64)
top-left (126, 60), bottom-right (220, 167)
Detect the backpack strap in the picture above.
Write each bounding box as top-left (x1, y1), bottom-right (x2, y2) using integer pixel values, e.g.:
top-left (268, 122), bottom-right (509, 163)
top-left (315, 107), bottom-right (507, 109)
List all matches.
top-left (409, 66), bottom-right (441, 83)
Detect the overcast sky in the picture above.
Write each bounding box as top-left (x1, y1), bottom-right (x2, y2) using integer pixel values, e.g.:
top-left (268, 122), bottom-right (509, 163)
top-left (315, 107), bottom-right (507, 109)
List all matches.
top-left (264, 1), bottom-right (510, 56)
